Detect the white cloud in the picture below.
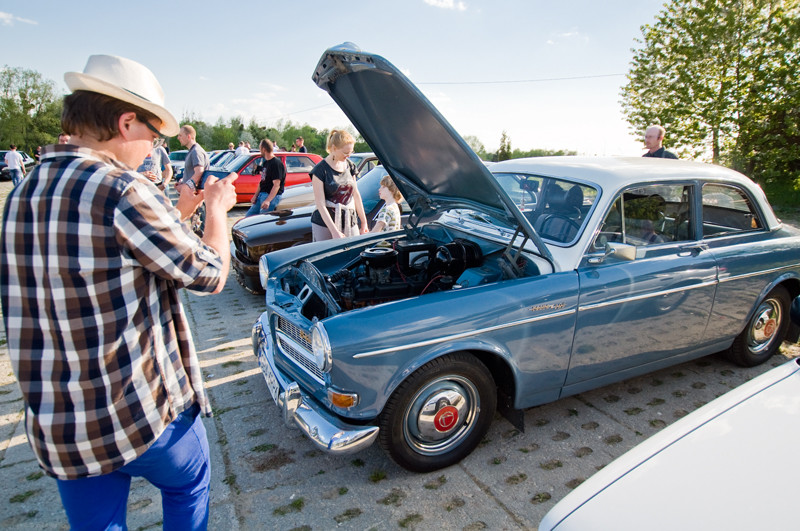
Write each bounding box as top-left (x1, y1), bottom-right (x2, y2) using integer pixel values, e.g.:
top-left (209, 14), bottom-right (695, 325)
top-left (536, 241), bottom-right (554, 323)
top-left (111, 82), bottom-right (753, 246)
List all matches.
top-left (0, 12), bottom-right (37, 26)
top-left (423, 0), bottom-right (467, 11)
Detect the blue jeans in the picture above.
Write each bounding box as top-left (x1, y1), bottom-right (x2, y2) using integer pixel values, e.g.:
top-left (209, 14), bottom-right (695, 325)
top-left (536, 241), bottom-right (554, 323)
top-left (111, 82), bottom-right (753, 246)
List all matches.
top-left (10, 169), bottom-right (23, 186)
top-left (56, 404), bottom-right (210, 530)
top-left (245, 192), bottom-right (282, 216)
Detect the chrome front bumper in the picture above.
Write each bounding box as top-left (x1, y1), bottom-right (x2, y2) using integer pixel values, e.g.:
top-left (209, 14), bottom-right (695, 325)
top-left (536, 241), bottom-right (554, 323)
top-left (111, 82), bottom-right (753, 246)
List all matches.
top-left (251, 319), bottom-right (379, 454)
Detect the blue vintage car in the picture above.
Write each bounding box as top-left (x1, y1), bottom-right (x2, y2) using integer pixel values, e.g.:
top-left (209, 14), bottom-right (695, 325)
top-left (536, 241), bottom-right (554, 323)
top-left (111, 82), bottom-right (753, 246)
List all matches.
top-left (251, 43), bottom-right (800, 472)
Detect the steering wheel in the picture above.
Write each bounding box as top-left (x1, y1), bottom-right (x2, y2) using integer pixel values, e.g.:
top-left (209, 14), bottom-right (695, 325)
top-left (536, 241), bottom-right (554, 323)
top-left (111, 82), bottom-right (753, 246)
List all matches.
top-left (540, 213), bottom-right (581, 241)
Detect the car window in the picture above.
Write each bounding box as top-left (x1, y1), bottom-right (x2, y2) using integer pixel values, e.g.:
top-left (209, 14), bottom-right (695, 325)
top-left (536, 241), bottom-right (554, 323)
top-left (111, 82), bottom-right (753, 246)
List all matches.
top-left (285, 156), bottom-right (316, 172)
top-left (169, 152), bottom-right (187, 162)
top-left (594, 183), bottom-right (693, 249)
top-left (242, 157), bottom-right (264, 175)
top-left (701, 183), bottom-right (763, 237)
top-left (493, 173), bottom-right (541, 214)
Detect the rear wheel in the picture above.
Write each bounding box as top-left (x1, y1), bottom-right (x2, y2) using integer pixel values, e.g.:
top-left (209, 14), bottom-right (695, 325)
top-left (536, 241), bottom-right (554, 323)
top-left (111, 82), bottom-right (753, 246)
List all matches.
top-left (378, 353), bottom-right (496, 472)
top-left (727, 285), bottom-right (790, 367)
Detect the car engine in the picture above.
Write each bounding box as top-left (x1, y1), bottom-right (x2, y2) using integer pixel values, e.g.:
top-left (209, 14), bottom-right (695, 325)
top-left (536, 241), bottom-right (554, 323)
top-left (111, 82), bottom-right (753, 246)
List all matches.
top-left (324, 237), bottom-right (529, 310)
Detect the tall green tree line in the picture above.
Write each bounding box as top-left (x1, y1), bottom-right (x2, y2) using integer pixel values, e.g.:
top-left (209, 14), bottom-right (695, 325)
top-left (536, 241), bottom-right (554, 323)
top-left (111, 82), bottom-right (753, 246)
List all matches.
top-left (621, 0), bottom-right (800, 201)
top-left (0, 66), bottom-right (63, 153)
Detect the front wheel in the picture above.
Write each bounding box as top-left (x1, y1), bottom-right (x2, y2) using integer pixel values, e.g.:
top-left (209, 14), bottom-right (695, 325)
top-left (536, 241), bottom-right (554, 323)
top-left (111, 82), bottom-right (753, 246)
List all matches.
top-left (378, 353), bottom-right (496, 472)
top-left (727, 285), bottom-right (790, 367)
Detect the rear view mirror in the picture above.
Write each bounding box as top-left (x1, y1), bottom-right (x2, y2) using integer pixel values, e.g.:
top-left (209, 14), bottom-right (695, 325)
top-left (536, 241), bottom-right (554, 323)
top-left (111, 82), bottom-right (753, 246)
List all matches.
top-left (607, 242), bottom-right (636, 261)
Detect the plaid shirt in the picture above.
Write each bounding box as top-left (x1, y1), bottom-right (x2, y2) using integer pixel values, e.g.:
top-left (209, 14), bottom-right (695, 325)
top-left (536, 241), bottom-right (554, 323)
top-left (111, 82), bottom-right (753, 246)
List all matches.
top-left (0, 145), bottom-right (224, 479)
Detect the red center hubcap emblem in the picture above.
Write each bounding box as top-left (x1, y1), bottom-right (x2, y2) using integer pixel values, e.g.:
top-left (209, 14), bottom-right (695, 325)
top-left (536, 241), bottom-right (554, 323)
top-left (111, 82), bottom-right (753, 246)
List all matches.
top-left (434, 405), bottom-right (459, 432)
top-left (764, 318), bottom-right (776, 337)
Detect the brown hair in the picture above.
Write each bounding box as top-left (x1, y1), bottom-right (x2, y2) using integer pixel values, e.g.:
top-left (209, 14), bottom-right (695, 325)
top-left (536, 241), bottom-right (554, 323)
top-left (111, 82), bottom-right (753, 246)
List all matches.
top-left (326, 129), bottom-right (355, 154)
top-left (62, 90), bottom-right (160, 142)
top-left (259, 138), bottom-right (274, 155)
top-left (380, 174), bottom-right (402, 202)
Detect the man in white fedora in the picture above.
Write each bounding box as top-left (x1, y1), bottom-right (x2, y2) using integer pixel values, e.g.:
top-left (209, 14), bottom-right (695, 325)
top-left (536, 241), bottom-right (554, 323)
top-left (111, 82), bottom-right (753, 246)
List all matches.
top-left (0, 54), bottom-right (237, 530)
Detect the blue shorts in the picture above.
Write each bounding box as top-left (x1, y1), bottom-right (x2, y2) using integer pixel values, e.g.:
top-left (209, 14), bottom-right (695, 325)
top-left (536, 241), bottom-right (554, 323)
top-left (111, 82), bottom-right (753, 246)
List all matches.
top-left (56, 404), bottom-right (210, 530)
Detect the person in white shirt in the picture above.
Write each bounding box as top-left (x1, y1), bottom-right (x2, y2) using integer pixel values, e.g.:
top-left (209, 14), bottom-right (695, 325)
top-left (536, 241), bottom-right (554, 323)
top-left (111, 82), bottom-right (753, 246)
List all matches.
top-left (4, 144), bottom-right (26, 186)
top-left (234, 141), bottom-right (249, 156)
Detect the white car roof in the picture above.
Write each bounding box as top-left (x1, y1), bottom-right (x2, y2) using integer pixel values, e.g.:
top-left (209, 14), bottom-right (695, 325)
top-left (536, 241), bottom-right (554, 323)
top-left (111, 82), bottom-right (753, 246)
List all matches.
top-left (491, 156), bottom-right (779, 271)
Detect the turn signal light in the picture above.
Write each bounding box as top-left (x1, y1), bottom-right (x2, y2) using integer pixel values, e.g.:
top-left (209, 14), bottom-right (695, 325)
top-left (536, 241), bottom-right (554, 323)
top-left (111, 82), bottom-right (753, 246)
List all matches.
top-left (328, 389), bottom-right (358, 409)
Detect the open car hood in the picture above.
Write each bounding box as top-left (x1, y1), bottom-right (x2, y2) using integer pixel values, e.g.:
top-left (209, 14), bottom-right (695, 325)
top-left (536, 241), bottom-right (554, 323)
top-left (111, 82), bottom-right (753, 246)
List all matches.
top-left (312, 43), bottom-right (551, 260)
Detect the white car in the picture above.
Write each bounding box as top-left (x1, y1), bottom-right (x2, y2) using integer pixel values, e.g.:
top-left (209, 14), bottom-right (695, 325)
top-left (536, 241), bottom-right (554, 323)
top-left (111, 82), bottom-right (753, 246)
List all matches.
top-left (540, 357), bottom-right (800, 531)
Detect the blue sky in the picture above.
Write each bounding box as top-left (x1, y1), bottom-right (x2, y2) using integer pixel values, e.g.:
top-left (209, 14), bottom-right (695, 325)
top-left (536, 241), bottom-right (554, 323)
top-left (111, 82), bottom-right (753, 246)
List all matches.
top-left (1, 0), bottom-right (671, 156)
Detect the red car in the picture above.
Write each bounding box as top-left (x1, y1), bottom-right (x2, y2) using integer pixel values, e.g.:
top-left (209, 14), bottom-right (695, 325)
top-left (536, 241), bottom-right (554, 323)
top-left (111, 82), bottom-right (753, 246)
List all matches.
top-left (220, 151), bottom-right (322, 203)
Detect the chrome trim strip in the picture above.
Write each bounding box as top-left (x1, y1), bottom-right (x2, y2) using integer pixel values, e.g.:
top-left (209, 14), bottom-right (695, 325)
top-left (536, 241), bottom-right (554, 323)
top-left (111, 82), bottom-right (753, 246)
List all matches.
top-left (353, 308), bottom-right (576, 358)
top-left (578, 280), bottom-right (717, 312)
top-left (718, 265), bottom-right (789, 283)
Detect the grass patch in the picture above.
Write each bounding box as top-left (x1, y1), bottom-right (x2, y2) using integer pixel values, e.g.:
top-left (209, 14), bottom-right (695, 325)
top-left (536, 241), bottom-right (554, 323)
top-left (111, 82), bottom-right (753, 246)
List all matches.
top-left (10, 489), bottom-right (40, 503)
top-left (252, 443), bottom-right (276, 453)
top-left (273, 497), bottom-right (304, 516)
top-left (369, 470), bottom-right (387, 483)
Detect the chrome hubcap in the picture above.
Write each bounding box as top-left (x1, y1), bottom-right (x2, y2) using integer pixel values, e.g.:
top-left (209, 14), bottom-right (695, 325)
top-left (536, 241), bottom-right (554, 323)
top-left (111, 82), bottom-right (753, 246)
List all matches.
top-left (748, 299), bottom-right (782, 353)
top-left (403, 376), bottom-right (479, 456)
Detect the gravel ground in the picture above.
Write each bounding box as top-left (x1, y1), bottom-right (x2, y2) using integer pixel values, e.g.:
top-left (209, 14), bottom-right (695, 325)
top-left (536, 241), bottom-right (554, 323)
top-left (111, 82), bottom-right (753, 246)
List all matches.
top-left (0, 177), bottom-right (798, 530)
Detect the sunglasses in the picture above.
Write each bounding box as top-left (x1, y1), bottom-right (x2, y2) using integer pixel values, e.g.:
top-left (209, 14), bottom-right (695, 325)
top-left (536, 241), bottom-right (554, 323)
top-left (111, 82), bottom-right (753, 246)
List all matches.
top-left (137, 116), bottom-right (168, 147)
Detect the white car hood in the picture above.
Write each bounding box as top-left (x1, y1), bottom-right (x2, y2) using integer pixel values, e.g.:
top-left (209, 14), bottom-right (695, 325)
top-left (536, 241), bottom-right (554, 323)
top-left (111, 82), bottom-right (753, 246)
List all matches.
top-left (541, 358), bottom-right (800, 530)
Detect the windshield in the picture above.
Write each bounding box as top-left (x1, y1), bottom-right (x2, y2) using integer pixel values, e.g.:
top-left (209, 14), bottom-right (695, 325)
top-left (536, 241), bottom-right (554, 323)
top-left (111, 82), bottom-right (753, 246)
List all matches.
top-left (169, 152), bottom-right (187, 162)
top-left (492, 172), bottom-right (598, 245)
top-left (223, 154), bottom-right (252, 171)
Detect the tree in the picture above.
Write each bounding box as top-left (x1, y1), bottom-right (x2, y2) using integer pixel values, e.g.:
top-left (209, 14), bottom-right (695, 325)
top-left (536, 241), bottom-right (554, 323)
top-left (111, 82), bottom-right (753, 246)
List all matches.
top-left (462, 135), bottom-right (487, 159)
top-left (621, 0), bottom-right (800, 196)
top-left (0, 66), bottom-right (63, 154)
top-left (496, 131), bottom-right (512, 161)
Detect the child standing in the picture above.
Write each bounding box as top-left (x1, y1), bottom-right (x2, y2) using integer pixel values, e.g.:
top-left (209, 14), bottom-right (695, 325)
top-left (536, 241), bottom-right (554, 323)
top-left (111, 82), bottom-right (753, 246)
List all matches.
top-left (372, 174), bottom-right (403, 232)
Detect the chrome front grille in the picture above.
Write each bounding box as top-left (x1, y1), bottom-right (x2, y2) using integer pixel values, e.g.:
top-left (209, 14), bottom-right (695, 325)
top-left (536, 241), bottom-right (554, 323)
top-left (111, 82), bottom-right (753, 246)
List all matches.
top-left (275, 316), bottom-right (323, 382)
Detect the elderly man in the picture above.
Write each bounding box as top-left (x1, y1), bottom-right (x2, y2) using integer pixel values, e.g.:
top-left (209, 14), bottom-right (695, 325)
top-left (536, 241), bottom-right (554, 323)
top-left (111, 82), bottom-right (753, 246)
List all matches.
top-left (0, 54), bottom-right (237, 530)
top-left (642, 125), bottom-right (678, 159)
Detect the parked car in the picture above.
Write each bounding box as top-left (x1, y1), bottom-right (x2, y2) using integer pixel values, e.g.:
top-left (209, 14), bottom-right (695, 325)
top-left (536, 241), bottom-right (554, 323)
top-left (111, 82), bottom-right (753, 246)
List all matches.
top-left (0, 150), bottom-right (36, 180)
top-left (539, 356), bottom-right (800, 531)
top-left (168, 149), bottom-right (188, 181)
top-left (219, 151), bottom-right (322, 203)
top-left (208, 149), bottom-right (236, 168)
top-left (251, 44), bottom-right (800, 472)
top-left (231, 166), bottom-right (410, 293)
top-left (349, 152), bottom-right (379, 177)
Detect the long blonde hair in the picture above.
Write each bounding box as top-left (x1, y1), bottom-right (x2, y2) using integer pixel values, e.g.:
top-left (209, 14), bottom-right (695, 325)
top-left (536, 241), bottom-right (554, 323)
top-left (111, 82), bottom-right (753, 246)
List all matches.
top-left (326, 129), bottom-right (355, 154)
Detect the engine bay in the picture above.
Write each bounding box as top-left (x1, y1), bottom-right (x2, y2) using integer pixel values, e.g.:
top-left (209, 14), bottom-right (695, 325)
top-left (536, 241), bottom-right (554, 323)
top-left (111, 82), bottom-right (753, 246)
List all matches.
top-left (277, 231), bottom-right (543, 320)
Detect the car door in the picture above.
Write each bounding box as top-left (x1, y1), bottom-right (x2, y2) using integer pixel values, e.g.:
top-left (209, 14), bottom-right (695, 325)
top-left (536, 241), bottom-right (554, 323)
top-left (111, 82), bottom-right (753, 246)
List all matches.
top-left (699, 182), bottom-right (788, 343)
top-left (282, 155), bottom-right (315, 188)
top-left (564, 182), bottom-right (719, 392)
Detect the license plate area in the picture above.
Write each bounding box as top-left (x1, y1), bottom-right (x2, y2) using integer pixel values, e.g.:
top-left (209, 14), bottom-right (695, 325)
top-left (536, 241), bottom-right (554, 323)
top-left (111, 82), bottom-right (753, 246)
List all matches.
top-left (259, 350), bottom-right (280, 404)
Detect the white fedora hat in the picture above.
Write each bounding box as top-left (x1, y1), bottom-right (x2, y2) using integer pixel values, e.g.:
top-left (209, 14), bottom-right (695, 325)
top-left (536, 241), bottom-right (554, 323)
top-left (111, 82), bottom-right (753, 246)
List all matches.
top-left (64, 55), bottom-right (179, 137)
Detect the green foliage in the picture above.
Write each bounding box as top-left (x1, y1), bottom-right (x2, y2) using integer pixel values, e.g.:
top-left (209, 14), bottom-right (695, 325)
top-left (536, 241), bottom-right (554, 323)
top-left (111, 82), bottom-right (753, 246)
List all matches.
top-left (0, 66), bottom-right (63, 155)
top-left (496, 130), bottom-right (512, 161)
top-left (167, 114), bottom-right (371, 157)
top-left (622, 0), bottom-right (800, 204)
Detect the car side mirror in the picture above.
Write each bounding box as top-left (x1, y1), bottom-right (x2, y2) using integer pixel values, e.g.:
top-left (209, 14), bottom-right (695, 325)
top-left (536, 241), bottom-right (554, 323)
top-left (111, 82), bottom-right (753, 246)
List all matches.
top-left (588, 242), bottom-right (636, 264)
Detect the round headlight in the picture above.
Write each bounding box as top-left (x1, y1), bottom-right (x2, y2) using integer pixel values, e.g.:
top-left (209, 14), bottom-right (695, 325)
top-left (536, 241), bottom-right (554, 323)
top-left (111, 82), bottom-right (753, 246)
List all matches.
top-left (258, 256), bottom-right (270, 289)
top-left (311, 322), bottom-right (332, 372)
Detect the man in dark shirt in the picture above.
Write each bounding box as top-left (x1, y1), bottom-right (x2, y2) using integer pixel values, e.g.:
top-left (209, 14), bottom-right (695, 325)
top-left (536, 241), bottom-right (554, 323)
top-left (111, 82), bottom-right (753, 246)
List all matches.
top-left (642, 125), bottom-right (678, 159)
top-left (245, 138), bottom-right (286, 216)
top-left (294, 136), bottom-right (307, 153)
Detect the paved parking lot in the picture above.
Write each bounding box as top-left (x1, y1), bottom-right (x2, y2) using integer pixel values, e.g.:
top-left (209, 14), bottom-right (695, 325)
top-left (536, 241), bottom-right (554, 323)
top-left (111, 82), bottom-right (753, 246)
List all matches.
top-left (0, 179), bottom-right (797, 530)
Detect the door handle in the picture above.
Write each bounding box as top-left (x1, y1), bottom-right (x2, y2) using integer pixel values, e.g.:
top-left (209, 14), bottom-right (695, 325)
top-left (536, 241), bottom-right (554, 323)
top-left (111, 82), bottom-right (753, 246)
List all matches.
top-left (678, 243), bottom-right (709, 256)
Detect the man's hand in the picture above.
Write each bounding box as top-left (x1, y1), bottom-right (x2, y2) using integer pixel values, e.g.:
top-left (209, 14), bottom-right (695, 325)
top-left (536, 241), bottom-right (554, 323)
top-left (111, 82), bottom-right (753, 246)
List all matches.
top-left (175, 183), bottom-right (205, 221)
top-left (203, 173), bottom-right (238, 214)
